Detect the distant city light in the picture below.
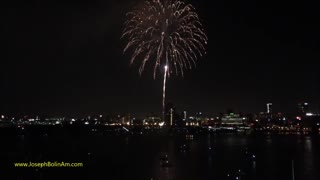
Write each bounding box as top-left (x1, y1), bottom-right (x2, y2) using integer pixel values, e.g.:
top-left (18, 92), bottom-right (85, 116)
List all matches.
top-left (84, 122), bottom-right (89, 125)
top-left (1, 115), bottom-right (4, 119)
top-left (71, 119), bottom-right (76, 122)
top-left (296, 116), bottom-right (302, 121)
top-left (99, 115), bottom-right (103, 118)
top-left (306, 113), bottom-right (313, 116)
top-left (159, 122), bottom-right (165, 127)
top-left (122, 127), bottom-right (129, 132)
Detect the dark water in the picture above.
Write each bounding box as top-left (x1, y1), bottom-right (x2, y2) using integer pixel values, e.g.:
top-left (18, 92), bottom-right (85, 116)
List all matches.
top-left (1, 128), bottom-right (320, 180)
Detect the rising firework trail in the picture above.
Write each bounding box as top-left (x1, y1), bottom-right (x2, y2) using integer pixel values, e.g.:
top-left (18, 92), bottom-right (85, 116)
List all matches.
top-left (122, 0), bottom-right (207, 124)
top-left (163, 65), bottom-right (168, 121)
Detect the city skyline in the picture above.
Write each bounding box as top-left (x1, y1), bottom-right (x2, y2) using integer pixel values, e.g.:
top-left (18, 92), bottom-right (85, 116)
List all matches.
top-left (1, 101), bottom-right (319, 118)
top-left (2, 0), bottom-right (320, 116)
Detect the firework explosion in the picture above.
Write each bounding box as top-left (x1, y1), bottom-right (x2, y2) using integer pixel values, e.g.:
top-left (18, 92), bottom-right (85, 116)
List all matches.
top-left (122, 0), bottom-right (207, 122)
top-left (122, 0), bottom-right (207, 77)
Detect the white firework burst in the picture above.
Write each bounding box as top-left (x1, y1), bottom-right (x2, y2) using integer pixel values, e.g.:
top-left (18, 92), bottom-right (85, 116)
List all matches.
top-left (122, 0), bottom-right (208, 78)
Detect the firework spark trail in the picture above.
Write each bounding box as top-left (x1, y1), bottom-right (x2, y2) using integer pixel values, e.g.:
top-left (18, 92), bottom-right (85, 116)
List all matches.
top-left (122, 0), bottom-right (207, 123)
top-left (162, 65), bottom-right (168, 122)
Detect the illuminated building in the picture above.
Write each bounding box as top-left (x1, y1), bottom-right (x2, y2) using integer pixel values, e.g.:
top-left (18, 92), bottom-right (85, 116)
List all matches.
top-left (165, 102), bottom-right (175, 126)
top-left (196, 112), bottom-right (203, 121)
top-left (221, 113), bottom-right (244, 126)
top-left (170, 108), bottom-right (173, 126)
top-left (298, 102), bottom-right (309, 115)
top-left (144, 116), bottom-right (162, 126)
top-left (267, 103), bottom-right (272, 114)
top-left (301, 115), bottom-right (320, 132)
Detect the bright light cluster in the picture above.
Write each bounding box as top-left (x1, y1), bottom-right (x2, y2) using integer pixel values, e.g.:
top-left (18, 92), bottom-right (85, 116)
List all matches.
top-left (122, 0), bottom-right (207, 78)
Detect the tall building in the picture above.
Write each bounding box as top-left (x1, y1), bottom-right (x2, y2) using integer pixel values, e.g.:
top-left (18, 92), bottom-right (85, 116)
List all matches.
top-left (170, 108), bottom-right (174, 126)
top-left (165, 102), bottom-right (175, 126)
top-left (196, 112), bottom-right (203, 121)
top-left (266, 103), bottom-right (272, 114)
top-left (298, 103), bottom-right (309, 115)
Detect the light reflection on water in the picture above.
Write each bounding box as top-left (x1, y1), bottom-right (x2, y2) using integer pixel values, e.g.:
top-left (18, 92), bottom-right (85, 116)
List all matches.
top-left (1, 133), bottom-right (320, 180)
top-left (302, 136), bottom-right (315, 180)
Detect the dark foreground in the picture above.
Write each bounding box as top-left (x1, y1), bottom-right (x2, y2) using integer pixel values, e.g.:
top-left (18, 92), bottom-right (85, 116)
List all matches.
top-left (0, 126), bottom-right (320, 180)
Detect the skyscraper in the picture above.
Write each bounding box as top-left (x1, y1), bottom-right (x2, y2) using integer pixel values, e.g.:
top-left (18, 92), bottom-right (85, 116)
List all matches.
top-left (298, 103), bottom-right (309, 115)
top-left (170, 108), bottom-right (174, 126)
top-left (267, 103), bottom-right (272, 114)
top-left (165, 102), bottom-right (175, 126)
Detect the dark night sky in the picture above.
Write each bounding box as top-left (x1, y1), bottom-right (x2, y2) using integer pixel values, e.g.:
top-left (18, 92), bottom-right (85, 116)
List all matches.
top-left (2, 0), bottom-right (320, 116)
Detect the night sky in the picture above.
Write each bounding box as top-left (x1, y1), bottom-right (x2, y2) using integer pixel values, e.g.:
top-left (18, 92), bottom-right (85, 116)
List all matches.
top-left (2, 0), bottom-right (320, 117)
